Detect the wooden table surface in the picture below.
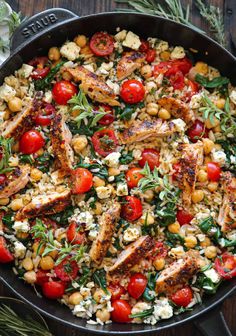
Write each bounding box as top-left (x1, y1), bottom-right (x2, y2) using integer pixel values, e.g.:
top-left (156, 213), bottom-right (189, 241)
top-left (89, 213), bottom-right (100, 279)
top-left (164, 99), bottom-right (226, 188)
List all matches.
top-left (3, 1), bottom-right (236, 335)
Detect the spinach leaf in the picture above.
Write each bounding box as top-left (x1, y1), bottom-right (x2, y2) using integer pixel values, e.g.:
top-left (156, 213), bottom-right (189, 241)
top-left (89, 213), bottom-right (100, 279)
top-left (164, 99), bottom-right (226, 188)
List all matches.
top-left (76, 157), bottom-right (108, 180)
top-left (199, 217), bottom-right (221, 242)
top-left (19, 154), bottom-right (34, 165)
top-left (218, 238), bottom-right (236, 247)
top-left (114, 172), bottom-right (125, 183)
top-left (34, 152), bottom-right (53, 173)
top-left (92, 269), bottom-right (109, 295)
top-left (143, 272), bottom-right (158, 302)
top-left (49, 206), bottom-right (75, 225)
top-left (119, 150), bottom-right (133, 164)
top-left (84, 187), bottom-right (98, 208)
top-left (165, 232), bottom-right (185, 247)
top-left (114, 102), bottom-right (144, 121)
top-left (130, 308), bottom-right (154, 319)
top-left (196, 273), bottom-right (221, 294)
top-left (195, 74), bottom-right (229, 88)
top-left (216, 138), bottom-right (236, 175)
top-left (2, 211), bottom-right (14, 229)
top-left (34, 61), bottom-right (66, 91)
top-left (156, 202), bottom-right (177, 227)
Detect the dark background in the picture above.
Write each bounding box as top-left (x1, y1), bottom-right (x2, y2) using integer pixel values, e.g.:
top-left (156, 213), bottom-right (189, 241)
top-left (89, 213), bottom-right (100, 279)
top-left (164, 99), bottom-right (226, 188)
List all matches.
top-left (2, 1), bottom-right (236, 335)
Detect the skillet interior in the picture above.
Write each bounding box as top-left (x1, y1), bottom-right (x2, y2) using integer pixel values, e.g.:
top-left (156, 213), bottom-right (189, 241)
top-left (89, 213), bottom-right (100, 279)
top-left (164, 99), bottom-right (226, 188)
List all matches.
top-left (0, 12), bottom-right (236, 334)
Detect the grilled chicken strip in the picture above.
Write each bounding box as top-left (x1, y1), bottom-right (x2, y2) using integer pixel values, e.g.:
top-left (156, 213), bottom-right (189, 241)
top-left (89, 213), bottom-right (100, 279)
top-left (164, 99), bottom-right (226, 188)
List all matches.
top-left (155, 250), bottom-right (200, 295)
top-left (218, 172), bottom-right (236, 232)
top-left (157, 96), bottom-right (195, 124)
top-left (0, 166), bottom-right (30, 199)
top-left (108, 235), bottom-right (155, 276)
top-left (117, 51), bottom-right (145, 80)
top-left (90, 202), bottom-right (121, 264)
top-left (15, 189), bottom-right (71, 220)
top-left (51, 113), bottom-right (74, 173)
top-left (65, 66), bottom-right (120, 106)
top-left (0, 104), bottom-right (33, 140)
top-left (119, 119), bottom-right (176, 145)
top-left (177, 141), bottom-right (204, 207)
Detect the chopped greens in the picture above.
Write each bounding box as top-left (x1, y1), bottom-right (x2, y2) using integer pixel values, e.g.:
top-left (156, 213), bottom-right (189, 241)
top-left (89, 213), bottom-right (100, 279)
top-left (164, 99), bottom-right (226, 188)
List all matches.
top-left (195, 74), bottom-right (229, 89)
top-left (49, 206), bottom-right (75, 225)
top-left (34, 61), bottom-right (66, 91)
top-left (119, 150), bottom-right (133, 164)
top-left (92, 269), bottom-right (109, 295)
top-left (130, 307), bottom-right (154, 319)
top-left (114, 102), bottom-right (144, 121)
top-left (0, 136), bottom-right (13, 174)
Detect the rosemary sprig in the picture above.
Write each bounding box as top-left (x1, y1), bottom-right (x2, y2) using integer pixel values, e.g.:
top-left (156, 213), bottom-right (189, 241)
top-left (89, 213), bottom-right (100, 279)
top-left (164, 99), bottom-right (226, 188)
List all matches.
top-left (0, 136), bottom-right (13, 174)
top-left (0, 304), bottom-right (52, 336)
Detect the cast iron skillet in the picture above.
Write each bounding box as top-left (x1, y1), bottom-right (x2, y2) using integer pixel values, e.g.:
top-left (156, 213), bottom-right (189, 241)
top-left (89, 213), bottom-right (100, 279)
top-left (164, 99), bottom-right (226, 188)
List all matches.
top-left (0, 8), bottom-right (235, 336)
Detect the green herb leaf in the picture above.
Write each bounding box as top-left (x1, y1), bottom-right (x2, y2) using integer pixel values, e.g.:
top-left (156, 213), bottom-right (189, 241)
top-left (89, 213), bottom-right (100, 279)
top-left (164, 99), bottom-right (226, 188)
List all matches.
top-left (130, 307), bottom-right (154, 319)
top-left (92, 269), bottom-right (109, 295)
top-left (34, 61), bottom-right (66, 91)
top-left (0, 136), bottom-right (13, 174)
top-left (119, 150), bottom-right (133, 164)
top-left (195, 74), bottom-right (229, 88)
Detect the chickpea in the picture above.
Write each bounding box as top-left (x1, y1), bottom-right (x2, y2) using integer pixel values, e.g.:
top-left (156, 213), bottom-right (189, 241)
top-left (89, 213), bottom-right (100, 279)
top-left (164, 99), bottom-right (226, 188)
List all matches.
top-left (0, 197), bottom-right (10, 206)
top-left (57, 232), bottom-right (67, 243)
top-left (108, 167), bottom-right (120, 176)
top-left (30, 168), bottom-right (43, 182)
top-left (143, 190), bottom-right (154, 202)
top-left (93, 288), bottom-right (106, 303)
top-left (202, 138), bottom-right (214, 155)
top-left (36, 148), bottom-right (44, 156)
top-left (24, 271), bottom-right (37, 284)
top-left (208, 182), bottom-right (218, 192)
top-left (48, 250), bottom-right (58, 259)
top-left (198, 170), bottom-right (208, 183)
top-left (140, 64), bottom-right (152, 79)
top-left (204, 156), bottom-right (212, 164)
top-left (168, 222), bottom-right (180, 234)
top-left (3, 109), bottom-right (10, 120)
top-left (80, 45), bottom-right (93, 56)
top-left (158, 108), bottom-right (171, 120)
top-left (195, 61), bottom-right (208, 75)
top-left (215, 98), bottom-right (225, 109)
top-left (40, 256), bottom-right (54, 271)
top-left (22, 257), bottom-right (34, 271)
top-left (93, 202), bottom-right (103, 215)
top-left (146, 102), bottom-right (159, 116)
top-left (205, 116), bottom-right (220, 129)
top-left (8, 97), bottom-right (22, 112)
top-left (140, 212), bottom-right (155, 225)
top-left (192, 190), bottom-right (204, 203)
top-left (96, 308), bottom-right (111, 322)
top-left (74, 35), bottom-right (87, 48)
top-left (185, 236), bottom-right (197, 249)
top-left (16, 232), bottom-right (29, 240)
top-left (68, 292), bottom-right (83, 305)
top-left (93, 176), bottom-right (105, 188)
top-left (214, 144), bottom-right (222, 151)
top-left (32, 242), bottom-right (45, 256)
top-left (48, 47), bottom-right (61, 61)
top-left (72, 135), bottom-right (88, 154)
top-left (9, 198), bottom-right (24, 211)
top-left (213, 125), bottom-right (221, 133)
top-left (160, 51), bottom-right (170, 61)
top-left (200, 237), bottom-right (211, 248)
top-left (71, 108), bottom-right (81, 118)
top-left (204, 246), bottom-right (217, 259)
top-left (153, 257), bottom-right (165, 271)
top-left (62, 71), bottom-right (73, 81)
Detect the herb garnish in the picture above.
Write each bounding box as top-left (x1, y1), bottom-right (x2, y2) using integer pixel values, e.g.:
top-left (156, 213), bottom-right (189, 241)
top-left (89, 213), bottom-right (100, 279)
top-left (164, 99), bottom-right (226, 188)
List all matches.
top-left (195, 74), bottom-right (229, 89)
top-left (34, 61), bottom-right (66, 91)
top-left (92, 269), bottom-right (109, 295)
top-left (130, 307), bottom-right (154, 319)
top-left (0, 136), bottom-right (13, 174)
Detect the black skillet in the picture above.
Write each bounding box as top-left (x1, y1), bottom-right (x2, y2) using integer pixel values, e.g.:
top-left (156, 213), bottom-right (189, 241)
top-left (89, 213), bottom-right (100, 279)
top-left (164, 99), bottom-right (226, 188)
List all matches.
top-left (0, 8), bottom-right (235, 336)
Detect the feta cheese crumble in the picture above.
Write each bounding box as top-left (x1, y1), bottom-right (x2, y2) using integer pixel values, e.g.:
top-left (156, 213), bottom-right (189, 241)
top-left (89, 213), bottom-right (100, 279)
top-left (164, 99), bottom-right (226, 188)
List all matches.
top-left (204, 268), bottom-right (221, 283)
top-left (14, 241), bottom-right (26, 258)
top-left (103, 152), bottom-right (121, 167)
top-left (13, 220), bottom-right (30, 233)
top-left (122, 31), bottom-right (141, 50)
top-left (60, 42), bottom-right (80, 61)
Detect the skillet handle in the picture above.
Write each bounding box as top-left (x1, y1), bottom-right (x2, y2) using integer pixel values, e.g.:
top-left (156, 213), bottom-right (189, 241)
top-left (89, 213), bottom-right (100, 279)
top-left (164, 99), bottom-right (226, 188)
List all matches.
top-left (194, 307), bottom-right (232, 336)
top-left (11, 8), bottom-right (78, 52)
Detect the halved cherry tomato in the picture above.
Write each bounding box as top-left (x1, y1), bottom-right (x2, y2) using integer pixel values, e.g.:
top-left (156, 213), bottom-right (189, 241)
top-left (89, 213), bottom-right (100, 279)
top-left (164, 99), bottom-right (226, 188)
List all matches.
top-left (31, 67), bottom-right (50, 80)
top-left (108, 283), bottom-right (126, 301)
top-left (91, 129), bottom-right (118, 157)
top-left (171, 287), bottom-right (193, 307)
top-left (153, 57), bottom-right (192, 77)
top-left (35, 103), bottom-right (55, 126)
top-left (187, 120), bottom-right (208, 143)
top-left (0, 237), bottom-right (14, 263)
top-left (146, 48), bottom-right (156, 63)
top-left (151, 241), bottom-right (168, 260)
top-left (42, 281), bottom-right (65, 299)
top-left (121, 196), bottom-right (142, 222)
top-left (111, 299), bottom-right (132, 323)
top-left (138, 148), bottom-right (160, 171)
top-left (139, 40), bottom-right (150, 52)
top-left (126, 167), bottom-right (143, 189)
top-left (127, 273), bottom-right (147, 299)
top-left (0, 174), bottom-right (7, 185)
top-left (36, 270), bottom-right (50, 286)
top-left (188, 80), bottom-right (199, 94)
top-left (206, 162), bottom-right (221, 182)
top-left (172, 163), bottom-right (181, 181)
top-left (120, 79), bottom-right (145, 104)
top-left (89, 32), bottom-right (114, 56)
top-left (67, 222), bottom-right (86, 245)
top-left (176, 209), bottom-right (193, 225)
top-left (169, 70), bottom-right (185, 90)
top-left (19, 130), bottom-right (45, 154)
top-left (94, 104), bottom-right (115, 126)
top-left (28, 56), bottom-right (48, 68)
top-left (71, 168), bottom-right (93, 194)
top-left (214, 253), bottom-right (236, 279)
top-left (54, 257), bottom-right (79, 282)
top-left (52, 80), bottom-right (77, 105)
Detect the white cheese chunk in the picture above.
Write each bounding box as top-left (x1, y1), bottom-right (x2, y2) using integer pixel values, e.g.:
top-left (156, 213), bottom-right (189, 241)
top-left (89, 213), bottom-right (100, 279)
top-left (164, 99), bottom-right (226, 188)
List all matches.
top-left (116, 182), bottom-right (128, 196)
top-left (172, 118), bottom-right (186, 132)
top-left (96, 186), bottom-right (112, 199)
top-left (171, 46), bottom-right (186, 59)
top-left (0, 83), bottom-right (16, 102)
top-left (76, 211), bottom-right (94, 230)
top-left (123, 227), bottom-right (140, 242)
top-left (204, 268), bottom-right (221, 283)
top-left (211, 149), bottom-right (226, 166)
top-left (114, 30), bottom-right (127, 41)
top-left (18, 64), bottom-right (34, 78)
top-left (13, 219), bottom-right (30, 233)
top-left (122, 31), bottom-right (141, 50)
top-left (60, 42), bottom-right (80, 61)
top-left (156, 41), bottom-right (169, 53)
top-left (153, 299), bottom-right (173, 320)
top-left (44, 91), bottom-right (53, 103)
top-left (14, 241), bottom-right (26, 258)
top-left (103, 152), bottom-right (121, 167)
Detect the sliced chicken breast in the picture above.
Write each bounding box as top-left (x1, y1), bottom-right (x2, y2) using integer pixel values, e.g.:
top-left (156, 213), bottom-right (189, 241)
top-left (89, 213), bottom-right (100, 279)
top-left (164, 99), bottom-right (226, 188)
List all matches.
top-left (0, 165), bottom-right (30, 199)
top-left (90, 202), bottom-right (121, 264)
top-left (65, 66), bottom-right (120, 106)
top-left (117, 51), bottom-right (145, 80)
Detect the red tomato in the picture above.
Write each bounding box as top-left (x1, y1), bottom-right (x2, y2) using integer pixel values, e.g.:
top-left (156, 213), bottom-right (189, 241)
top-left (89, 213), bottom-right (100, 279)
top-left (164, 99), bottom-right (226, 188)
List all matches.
top-left (89, 32), bottom-right (114, 56)
top-left (111, 299), bottom-right (132, 323)
top-left (126, 167), bottom-right (143, 189)
top-left (146, 48), bottom-right (156, 63)
top-left (35, 103), bottom-right (55, 126)
top-left (169, 70), bottom-right (185, 90)
top-left (151, 241), bottom-right (168, 260)
top-left (127, 273), bottom-right (147, 299)
top-left (153, 62), bottom-right (171, 76)
top-left (67, 222), bottom-right (86, 245)
top-left (138, 148), bottom-right (160, 171)
top-left (187, 120), bottom-right (208, 143)
top-left (36, 270), bottom-right (50, 286)
top-left (91, 129), bottom-right (118, 157)
top-left (153, 58), bottom-right (192, 77)
top-left (54, 257), bottom-right (79, 282)
top-left (0, 174), bottom-right (7, 185)
top-left (71, 168), bottom-right (93, 194)
top-left (0, 237), bottom-right (14, 263)
top-left (214, 253), bottom-right (236, 279)
top-left (120, 79), bottom-right (145, 104)
top-left (172, 58), bottom-right (192, 75)
top-left (176, 209), bottom-right (194, 225)
top-left (19, 130), bottom-right (45, 154)
top-left (31, 67), bottom-right (50, 80)
top-left (28, 56), bottom-right (48, 67)
top-left (42, 281), bottom-right (65, 299)
top-left (94, 104), bottom-right (115, 126)
top-left (171, 287), bottom-right (193, 307)
top-left (188, 80), bottom-right (199, 94)
top-left (121, 196), bottom-right (142, 222)
top-left (139, 40), bottom-right (150, 52)
top-left (108, 283), bottom-right (126, 301)
top-left (52, 80), bottom-right (77, 105)
top-left (172, 163), bottom-right (181, 181)
top-left (206, 162), bottom-right (221, 182)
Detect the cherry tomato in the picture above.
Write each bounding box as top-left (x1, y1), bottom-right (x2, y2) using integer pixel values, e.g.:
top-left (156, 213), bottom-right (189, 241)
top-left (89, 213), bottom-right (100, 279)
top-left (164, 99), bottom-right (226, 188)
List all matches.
top-left (138, 148), bottom-right (160, 171)
top-left (206, 162), bottom-right (221, 182)
top-left (146, 48), bottom-right (156, 63)
top-left (31, 67), bottom-right (50, 80)
top-left (151, 241), bottom-right (168, 260)
top-left (153, 57), bottom-right (192, 77)
top-left (139, 40), bottom-right (150, 52)
top-left (0, 237), bottom-right (14, 263)
top-left (126, 167), bottom-right (143, 189)
top-left (127, 273), bottom-right (147, 299)
top-left (169, 70), bottom-right (185, 90)
top-left (214, 253), bottom-right (236, 279)
top-left (52, 80), bottom-right (77, 105)
top-left (35, 103), bottom-right (55, 126)
top-left (176, 209), bottom-right (194, 225)
top-left (42, 281), bottom-right (65, 299)
top-left (28, 56), bottom-right (48, 68)
top-left (94, 104), bottom-right (115, 126)
top-left (172, 58), bottom-right (192, 75)
top-left (120, 79), bottom-right (145, 104)
top-left (36, 270), bottom-right (50, 286)
top-left (172, 163), bottom-right (181, 181)
top-left (19, 130), bottom-right (45, 154)
top-left (0, 174), bottom-right (7, 185)
top-left (54, 257), bottom-right (79, 282)
top-left (71, 168), bottom-right (93, 194)
top-left (89, 32), bottom-right (114, 56)
top-left (187, 120), bottom-right (208, 143)
top-left (111, 299), bottom-right (132, 323)
top-left (67, 222), bottom-right (86, 245)
top-left (91, 129), bottom-right (118, 157)
top-left (171, 287), bottom-right (193, 307)
top-left (188, 80), bottom-right (199, 94)
top-left (121, 196), bottom-right (142, 222)
top-left (108, 283), bottom-right (126, 301)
